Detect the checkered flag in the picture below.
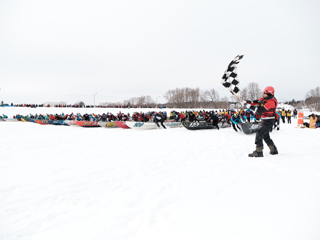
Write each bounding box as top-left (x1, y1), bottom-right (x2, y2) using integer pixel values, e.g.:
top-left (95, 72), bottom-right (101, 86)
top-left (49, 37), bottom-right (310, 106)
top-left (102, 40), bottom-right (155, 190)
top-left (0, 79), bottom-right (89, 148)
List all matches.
top-left (221, 53), bottom-right (244, 97)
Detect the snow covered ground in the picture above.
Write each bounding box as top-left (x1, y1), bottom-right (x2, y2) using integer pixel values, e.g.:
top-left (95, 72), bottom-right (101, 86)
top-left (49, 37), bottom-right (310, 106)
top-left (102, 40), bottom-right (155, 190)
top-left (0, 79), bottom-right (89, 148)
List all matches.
top-left (1, 107), bottom-right (320, 240)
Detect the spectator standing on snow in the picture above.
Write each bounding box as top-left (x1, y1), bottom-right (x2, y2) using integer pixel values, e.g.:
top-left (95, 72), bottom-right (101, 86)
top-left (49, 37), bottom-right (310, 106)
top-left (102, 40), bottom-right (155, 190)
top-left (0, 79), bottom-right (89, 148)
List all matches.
top-left (286, 110), bottom-right (292, 124)
top-left (281, 108), bottom-right (286, 123)
top-left (293, 109), bottom-right (298, 119)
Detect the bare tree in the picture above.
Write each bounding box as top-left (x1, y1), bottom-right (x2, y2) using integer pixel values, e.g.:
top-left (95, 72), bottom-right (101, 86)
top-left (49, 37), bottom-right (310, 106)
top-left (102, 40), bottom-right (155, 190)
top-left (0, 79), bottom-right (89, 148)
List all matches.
top-left (130, 97), bottom-right (139, 106)
top-left (123, 97), bottom-right (138, 106)
top-left (136, 96), bottom-right (145, 106)
top-left (220, 96), bottom-right (229, 109)
top-left (201, 88), bottom-right (220, 108)
top-left (305, 87), bottom-right (320, 99)
top-left (163, 90), bottom-right (174, 107)
top-left (164, 88), bottom-right (186, 108)
top-left (129, 95), bottom-right (155, 107)
top-left (305, 87), bottom-right (320, 111)
top-left (188, 87), bottom-right (200, 108)
top-left (144, 95), bottom-right (155, 106)
top-left (175, 88), bottom-right (187, 108)
top-left (75, 101), bottom-right (85, 107)
top-left (97, 85), bottom-right (262, 109)
top-left (239, 87), bottom-right (248, 101)
top-left (247, 82), bottom-right (262, 100)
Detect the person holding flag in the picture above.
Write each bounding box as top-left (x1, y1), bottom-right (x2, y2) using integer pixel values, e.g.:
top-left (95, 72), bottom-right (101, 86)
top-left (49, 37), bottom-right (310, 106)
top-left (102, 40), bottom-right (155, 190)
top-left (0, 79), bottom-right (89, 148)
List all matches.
top-left (221, 54), bottom-right (278, 157)
top-left (246, 86), bottom-right (278, 157)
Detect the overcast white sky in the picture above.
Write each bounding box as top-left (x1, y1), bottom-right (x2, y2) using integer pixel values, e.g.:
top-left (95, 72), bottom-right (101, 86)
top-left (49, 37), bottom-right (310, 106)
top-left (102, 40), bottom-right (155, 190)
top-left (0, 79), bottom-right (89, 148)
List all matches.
top-left (1, 0), bottom-right (319, 105)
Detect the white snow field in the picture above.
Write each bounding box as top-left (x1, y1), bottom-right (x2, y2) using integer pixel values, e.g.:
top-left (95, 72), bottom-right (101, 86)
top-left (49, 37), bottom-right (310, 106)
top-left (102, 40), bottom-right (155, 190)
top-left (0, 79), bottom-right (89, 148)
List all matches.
top-left (1, 107), bottom-right (320, 240)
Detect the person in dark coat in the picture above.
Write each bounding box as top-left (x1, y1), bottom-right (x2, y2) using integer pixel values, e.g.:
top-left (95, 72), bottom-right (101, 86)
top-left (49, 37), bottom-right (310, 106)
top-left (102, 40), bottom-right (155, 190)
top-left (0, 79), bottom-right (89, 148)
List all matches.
top-left (188, 112), bottom-right (198, 122)
top-left (83, 113), bottom-right (90, 121)
top-left (208, 111), bottom-right (220, 130)
top-left (101, 113), bottom-right (107, 122)
top-left (154, 112), bottom-right (166, 129)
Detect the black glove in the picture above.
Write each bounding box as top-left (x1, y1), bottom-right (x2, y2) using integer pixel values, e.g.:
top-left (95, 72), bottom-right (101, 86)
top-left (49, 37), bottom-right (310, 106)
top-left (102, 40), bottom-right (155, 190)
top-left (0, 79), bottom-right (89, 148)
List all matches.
top-left (250, 106), bottom-right (256, 110)
top-left (246, 100), bottom-right (252, 104)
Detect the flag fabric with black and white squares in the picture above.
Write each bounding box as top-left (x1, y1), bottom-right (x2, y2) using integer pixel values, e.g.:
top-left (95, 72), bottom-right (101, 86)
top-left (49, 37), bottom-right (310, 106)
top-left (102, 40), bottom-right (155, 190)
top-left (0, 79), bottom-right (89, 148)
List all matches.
top-left (221, 54), bottom-right (244, 96)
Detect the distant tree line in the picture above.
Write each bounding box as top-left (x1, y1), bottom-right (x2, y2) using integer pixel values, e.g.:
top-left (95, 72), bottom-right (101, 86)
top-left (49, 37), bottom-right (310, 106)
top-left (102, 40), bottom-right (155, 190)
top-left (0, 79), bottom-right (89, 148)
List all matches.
top-left (66, 83), bottom-right (317, 109)
top-left (5, 84), bottom-right (319, 110)
top-left (100, 82), bottom-right (266, 109)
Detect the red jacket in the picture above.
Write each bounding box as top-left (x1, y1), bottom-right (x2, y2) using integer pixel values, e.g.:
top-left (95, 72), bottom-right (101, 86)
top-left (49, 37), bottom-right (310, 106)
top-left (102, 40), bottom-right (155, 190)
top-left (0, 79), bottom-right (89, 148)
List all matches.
top-left (250, 96), bottom-right (278, 121)
top-left (178, 113), bottom-right (186, 119)
top-left (224, 113), bottom-right (231, 120)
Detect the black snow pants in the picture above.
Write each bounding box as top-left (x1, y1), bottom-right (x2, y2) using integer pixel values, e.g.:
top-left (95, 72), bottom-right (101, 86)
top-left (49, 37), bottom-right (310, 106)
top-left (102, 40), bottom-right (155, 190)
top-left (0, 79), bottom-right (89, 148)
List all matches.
top-left (155, 119), bottom-right (166, 129)
top-left (287, 116), bottom-right (291, 124)
top-left (255, 120), bottom-right (275, 148)
top-left (232, 123), bottom-right (241, 132)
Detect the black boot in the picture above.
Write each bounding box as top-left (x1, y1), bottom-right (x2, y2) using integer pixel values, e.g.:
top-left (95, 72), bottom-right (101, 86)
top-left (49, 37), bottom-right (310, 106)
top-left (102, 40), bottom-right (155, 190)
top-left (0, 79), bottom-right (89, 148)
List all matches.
top-left (268, 144), bottom-right (278, 155)
top-left (248, 146), bottom-right (263, 157)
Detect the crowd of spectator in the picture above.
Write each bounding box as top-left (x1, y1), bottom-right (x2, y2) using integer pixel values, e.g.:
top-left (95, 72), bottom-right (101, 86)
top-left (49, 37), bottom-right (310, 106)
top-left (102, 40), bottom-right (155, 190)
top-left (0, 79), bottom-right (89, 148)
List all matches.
top-left (1, 103), bottom-right (167, 109)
